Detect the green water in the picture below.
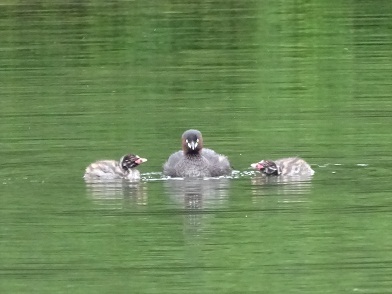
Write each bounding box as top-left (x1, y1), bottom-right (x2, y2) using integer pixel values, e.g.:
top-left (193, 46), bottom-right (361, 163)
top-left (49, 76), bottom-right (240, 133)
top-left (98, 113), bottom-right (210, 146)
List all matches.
top-left (1, 1), bottom-right (392, 293)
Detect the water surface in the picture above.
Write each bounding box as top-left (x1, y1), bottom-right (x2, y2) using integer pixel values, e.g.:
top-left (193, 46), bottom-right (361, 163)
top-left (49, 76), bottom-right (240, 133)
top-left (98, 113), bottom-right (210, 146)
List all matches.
top-left (1, 1), bottom-right (392, 293)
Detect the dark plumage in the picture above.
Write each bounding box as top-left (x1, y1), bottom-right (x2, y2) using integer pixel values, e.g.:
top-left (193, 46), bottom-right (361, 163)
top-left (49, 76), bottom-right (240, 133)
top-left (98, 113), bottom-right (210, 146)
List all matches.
top-left (163, 129), bottom-right (232, 178)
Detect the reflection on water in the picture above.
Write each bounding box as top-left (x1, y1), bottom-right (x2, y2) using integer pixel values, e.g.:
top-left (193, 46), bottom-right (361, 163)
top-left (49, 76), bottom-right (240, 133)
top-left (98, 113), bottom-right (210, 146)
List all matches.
top-left (2, 0), bottom-right (392, 292)
top-left (164, 178), bottom-right (230, 209)
top-left (250, 173), bottom-right (314, 195)
top-left (84, 178), bottom-right (148, 208)
top-left (248, 169), bottom-right (314, 208)
top-left (164, 178), bottom-right (230, 235)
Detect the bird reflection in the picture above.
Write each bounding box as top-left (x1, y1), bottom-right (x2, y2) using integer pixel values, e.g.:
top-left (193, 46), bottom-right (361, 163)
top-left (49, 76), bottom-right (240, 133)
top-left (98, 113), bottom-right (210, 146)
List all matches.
top-left (250, 172), bottom-right (314, 200)
top-left (164, 178), bottom-right (230, 235)
top-left (84, 178), bottom-right (148, 208)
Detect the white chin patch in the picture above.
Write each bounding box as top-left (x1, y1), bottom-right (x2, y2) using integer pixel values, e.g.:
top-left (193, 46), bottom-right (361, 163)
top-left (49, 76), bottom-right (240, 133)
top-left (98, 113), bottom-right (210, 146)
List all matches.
top-left (250, 163), bottom-right (258, 169)
top-left (188, 142), bottom-right (198, 150)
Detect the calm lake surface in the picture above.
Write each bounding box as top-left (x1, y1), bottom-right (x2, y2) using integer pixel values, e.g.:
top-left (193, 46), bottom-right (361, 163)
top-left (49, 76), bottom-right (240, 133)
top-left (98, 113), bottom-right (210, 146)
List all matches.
top-left (1, 1), bottom-right (392, 293)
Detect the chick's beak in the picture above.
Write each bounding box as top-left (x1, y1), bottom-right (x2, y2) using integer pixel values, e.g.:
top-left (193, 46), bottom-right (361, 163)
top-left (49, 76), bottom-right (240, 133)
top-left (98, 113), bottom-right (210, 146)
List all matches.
top-left (135, 157), bottom-right (147, 165)
top-left (250, 162), bottom-right (263, 170)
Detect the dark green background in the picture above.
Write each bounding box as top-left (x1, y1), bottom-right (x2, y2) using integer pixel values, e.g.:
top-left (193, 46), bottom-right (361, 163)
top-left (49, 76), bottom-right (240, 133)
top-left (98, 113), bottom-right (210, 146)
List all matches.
top-left (1, 1), bottom-right (391, 293)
